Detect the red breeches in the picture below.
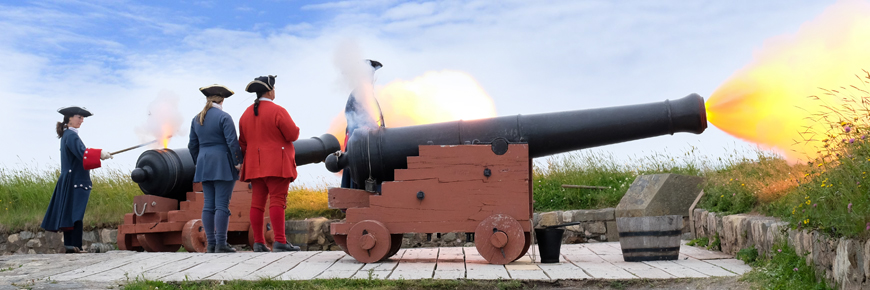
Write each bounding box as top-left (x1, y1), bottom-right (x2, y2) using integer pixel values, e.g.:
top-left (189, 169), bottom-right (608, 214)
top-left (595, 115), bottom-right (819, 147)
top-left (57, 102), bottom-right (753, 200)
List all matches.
top-left (250, 177), bottom-right (291, 244)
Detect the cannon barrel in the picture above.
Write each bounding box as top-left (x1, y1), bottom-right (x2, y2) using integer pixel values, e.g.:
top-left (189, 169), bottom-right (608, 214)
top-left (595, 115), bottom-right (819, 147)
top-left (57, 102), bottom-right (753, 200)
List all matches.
top-left (327, 94), bottom-right (707, 186)
top-left (131, 134), bottom-right (341, 200)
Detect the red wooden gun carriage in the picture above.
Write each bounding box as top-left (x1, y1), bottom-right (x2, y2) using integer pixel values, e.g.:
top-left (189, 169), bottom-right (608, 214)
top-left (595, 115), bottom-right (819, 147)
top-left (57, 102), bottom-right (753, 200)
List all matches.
top-left (325, 94), bottom-right (708, 264)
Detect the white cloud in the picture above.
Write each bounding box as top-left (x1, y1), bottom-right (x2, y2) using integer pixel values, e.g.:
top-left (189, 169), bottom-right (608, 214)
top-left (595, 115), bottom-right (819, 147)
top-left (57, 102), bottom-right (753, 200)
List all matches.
top-left (0, 0), bottom-right (845, 186)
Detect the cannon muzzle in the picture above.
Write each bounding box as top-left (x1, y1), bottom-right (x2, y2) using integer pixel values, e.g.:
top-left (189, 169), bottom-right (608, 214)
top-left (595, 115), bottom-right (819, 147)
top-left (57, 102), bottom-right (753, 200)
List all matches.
top-left (330, 93), bottom-right (707, 186)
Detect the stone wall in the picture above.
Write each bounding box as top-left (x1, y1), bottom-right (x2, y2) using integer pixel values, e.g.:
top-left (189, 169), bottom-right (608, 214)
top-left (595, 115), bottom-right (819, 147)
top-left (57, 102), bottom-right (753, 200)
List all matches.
top-left (534, 208), bottom-right (692, 243)
top-left (691, 208), bottom-right (868, 289)
top-left (1, 229), bottom-right (117, 255)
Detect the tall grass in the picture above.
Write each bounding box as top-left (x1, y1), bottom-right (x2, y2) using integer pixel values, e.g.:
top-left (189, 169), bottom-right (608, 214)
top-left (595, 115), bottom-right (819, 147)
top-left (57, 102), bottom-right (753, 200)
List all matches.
top-left (0, 167), bottom-right (140, 233)
top-left (0, 167), bottom-right (343, 234)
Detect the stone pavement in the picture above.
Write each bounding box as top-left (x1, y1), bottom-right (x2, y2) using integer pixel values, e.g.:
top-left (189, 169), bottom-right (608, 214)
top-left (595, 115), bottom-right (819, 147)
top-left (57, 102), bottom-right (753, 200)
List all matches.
top-left (0, 242), bottom-right (750, 288)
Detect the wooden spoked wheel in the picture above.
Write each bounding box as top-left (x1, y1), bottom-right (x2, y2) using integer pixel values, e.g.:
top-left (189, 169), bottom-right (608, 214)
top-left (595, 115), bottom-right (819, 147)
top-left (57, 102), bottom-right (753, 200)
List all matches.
top-left (137, 233), bottom-right (180, 252)
top-left (346, 220), bottom-right (392, 263)
top-left (386, 234), bottom-right (403, 259)
top-left (474, 214), bottom-right (526, 265)
top-left (182, 219), bottom-right (208, 253)
top-left (514, 232), bottom-right (532, 262)
top-left (117, 233), bottom-right (143, 252)
top-left (333, 234), bottom-right (349, 254)
top-left (247, 218), bottom-right (276, 250)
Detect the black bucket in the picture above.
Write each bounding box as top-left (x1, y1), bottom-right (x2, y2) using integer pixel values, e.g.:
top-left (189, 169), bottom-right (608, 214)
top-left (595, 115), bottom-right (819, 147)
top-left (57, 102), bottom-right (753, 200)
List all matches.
top-left (535, 227), bottom-right (565, 263)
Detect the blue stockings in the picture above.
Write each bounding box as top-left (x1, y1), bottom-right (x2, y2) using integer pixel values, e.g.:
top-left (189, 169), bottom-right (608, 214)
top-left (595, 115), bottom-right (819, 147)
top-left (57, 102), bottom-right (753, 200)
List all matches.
top-left (201, 180), bottom-right (235, 247)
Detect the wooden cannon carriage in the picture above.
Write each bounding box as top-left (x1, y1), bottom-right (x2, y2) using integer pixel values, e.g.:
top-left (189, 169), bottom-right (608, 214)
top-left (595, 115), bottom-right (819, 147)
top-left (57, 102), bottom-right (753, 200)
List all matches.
top-left (116, 181), bottom-right (276, 252)
top-left (329, 144), bottom-right (533, 264)
top-left (324, 94), bottom-right (708, 264)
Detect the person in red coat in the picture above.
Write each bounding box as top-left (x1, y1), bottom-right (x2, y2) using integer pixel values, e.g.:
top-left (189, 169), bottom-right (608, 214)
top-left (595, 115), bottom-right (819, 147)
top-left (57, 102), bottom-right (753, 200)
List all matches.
top-left (239, 75), bottom-right (301, 252)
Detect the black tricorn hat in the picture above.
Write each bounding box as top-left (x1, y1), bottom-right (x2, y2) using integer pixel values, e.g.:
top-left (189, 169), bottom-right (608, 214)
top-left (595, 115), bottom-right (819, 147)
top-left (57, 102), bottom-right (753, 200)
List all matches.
top-left (57, 106), bottom-right (93, 117)
top-left (366, 59), bottom-right (383, 70)
top-left (245, 75), bottom-right (277, 93)
top-left (199, 85), bottom-right (234, 98)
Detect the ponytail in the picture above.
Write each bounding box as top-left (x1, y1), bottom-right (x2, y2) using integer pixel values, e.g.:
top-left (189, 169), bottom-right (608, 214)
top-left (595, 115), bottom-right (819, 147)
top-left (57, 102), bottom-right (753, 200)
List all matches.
top-left (198, 96), bottom-right (225, 125)
top-left (56, 116), bottom-right (70, 138)
top-left (253, 91), bottom-right (269, 116)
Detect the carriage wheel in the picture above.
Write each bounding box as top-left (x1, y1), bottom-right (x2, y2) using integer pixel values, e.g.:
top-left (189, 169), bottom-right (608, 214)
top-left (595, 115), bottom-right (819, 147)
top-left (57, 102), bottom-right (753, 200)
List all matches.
top-left (385, 234), bottom-right (403, 260)
top-left (346, 220), bottom-right (392, 263)
top-left (182, 219), bottom-right (208, 253)
top-left (514, 232), bottom-right (532, 262)
top-left (474, 214), bottom-right (526, 265)
top-left (117, 233), bottom-right (143, 252)
top-left (247, 218), bottom-right (276, 251)
top-left (333, 234), bottom-right (349, 254)
top-left (137, 233), bottom-right (180, 252)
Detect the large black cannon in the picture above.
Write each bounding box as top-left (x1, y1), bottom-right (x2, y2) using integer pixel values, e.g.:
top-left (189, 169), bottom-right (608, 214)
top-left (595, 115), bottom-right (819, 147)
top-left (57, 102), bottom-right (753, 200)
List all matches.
top-left (327, 94), bottom-right (707, 189)
top-left (327, 94), bottom-right (707, 264)
top-left (132, 134), bottom-right (341, 200)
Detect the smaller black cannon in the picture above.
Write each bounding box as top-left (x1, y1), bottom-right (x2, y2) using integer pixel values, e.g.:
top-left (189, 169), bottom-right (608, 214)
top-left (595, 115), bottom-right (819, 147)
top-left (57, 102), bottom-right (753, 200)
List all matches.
top-left (131, 134), bottom-right (340, 200)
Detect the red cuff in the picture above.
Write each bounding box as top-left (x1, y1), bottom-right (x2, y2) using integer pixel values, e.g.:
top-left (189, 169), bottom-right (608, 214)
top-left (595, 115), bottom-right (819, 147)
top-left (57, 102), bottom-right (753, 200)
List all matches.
top-left (83, 148), bottom-right (102, 170)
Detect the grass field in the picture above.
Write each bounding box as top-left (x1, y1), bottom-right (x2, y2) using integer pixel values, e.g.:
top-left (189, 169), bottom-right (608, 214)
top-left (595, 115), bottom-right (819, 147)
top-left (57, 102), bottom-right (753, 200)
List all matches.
top-left (0, 167), bottom-right (340, 233)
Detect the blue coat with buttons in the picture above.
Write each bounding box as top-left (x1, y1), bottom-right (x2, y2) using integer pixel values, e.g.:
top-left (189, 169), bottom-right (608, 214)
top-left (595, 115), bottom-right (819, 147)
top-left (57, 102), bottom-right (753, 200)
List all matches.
top-left (188, 107), bottom-right (243, 182)
top-left (41, 129), bottom-right (93, 232)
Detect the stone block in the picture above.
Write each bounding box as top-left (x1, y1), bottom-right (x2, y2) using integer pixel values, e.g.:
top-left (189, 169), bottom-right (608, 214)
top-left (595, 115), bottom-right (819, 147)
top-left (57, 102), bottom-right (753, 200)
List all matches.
top-left (561, 211), bottom-right (573, 223)
top-left (25, 239), bottom-right (41, 248)
top-left (308, 217), bottom-right (330, 246)
top-left (19, 231), bottom-right (33, 240)
top-left (812, 231), bottom-right (839, 283)
top-left (539, 212), bottom-right (559, 227)
top-left (100, 229), bottom-right (118, 244)
top-left (833, 237), bottom-right (864, 288)
top-left (573, 208), bottom-right (615, 222)
top-left (7, 234), bottom-right (18, 244)
top-left (585, 221), bottom-right (606, 235)
top-left (532, 213), bottom-right (541, 228)
top-left (285, 220), bottom-right (309, 247)
top-left (82, 231), bottom-right (98, 243)
top-left (616, 174), bottom-right (704, 218)
top-left (605, 221), bottom-right (619, 242)
top-left (864, 239), bottom-right (870, 283)
top-left (36, 232), bottom-right (44, 239)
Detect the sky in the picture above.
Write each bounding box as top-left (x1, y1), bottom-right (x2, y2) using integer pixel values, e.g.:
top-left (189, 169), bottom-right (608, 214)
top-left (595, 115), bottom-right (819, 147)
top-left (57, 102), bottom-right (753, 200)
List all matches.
top-left (0, 0), bottom-right (842, 186)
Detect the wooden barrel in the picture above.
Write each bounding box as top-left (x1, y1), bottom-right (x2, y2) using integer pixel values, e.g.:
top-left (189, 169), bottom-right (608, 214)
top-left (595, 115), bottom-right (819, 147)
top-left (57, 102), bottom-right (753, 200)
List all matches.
top-left (616, 215), bottom-right (682, 262)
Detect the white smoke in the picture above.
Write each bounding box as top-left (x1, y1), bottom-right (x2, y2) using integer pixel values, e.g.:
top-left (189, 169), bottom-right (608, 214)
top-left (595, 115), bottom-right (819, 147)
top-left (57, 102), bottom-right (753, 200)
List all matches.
top-left (332, 38), bottom-right (382, 133)
top-left (135, 90), bottom-right (184, 148)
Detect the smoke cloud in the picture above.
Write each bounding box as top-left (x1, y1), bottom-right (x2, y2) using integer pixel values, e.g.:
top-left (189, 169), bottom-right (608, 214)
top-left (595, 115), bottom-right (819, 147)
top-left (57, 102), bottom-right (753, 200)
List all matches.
top-left (135, 90), bottom-right (184, 148)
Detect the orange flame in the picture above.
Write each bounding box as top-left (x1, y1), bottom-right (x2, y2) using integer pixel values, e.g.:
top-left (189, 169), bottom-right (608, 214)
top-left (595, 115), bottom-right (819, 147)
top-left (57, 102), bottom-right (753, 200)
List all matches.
top-left (705, 0), bottom-right (870, 162)
top-left (327, 70), bottom-right (497, 148)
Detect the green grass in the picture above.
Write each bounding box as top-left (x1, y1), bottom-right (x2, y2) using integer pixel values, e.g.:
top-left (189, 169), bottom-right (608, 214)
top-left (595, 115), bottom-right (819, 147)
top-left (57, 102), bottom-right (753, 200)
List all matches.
top-left (0, 167), bottom-right (140, 233)
top-left (123, 278), bottom-right (524, 290)
top-left (741, 244), bottom-right (832, 290)
top-left (0, 167), bottom-right (343, 234)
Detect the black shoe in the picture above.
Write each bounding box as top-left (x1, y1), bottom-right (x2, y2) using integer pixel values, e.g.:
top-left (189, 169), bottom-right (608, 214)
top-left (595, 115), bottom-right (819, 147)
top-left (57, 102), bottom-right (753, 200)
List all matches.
top-left (253, 243), bottom-right (270, 252)
top-left (206, 244), bottom-right (215, 253)
top-left (64, 246), bottom-right (82, 254)
top-left (272, 242), bottom-right (300, 252)
top-left (214, 243), bottom-right (236, 253)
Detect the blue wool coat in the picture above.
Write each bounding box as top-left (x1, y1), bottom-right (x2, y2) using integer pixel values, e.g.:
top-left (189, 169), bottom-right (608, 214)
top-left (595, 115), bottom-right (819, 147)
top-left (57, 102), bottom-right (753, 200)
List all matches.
top-left (41, 129), bottom-right (93, 232)
top-left (188, 107), bottom-right (243, 182)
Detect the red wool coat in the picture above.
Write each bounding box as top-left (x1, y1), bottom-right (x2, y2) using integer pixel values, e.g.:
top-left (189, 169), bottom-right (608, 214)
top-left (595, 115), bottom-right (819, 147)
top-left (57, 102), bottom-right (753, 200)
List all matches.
top-left (239, 100), bottom-right (300, 182)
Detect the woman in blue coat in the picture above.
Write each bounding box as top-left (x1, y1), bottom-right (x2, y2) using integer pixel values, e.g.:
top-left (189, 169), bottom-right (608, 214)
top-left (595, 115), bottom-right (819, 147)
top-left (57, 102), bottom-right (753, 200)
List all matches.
top-left (188, 85), bottom-right (243, 253)
top-left (42, 106), bottom-right (113, 253)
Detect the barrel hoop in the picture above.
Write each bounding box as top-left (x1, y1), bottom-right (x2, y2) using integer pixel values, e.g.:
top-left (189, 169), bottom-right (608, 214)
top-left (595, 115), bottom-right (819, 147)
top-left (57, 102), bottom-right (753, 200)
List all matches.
top-left (623, 254), bottom-right (679, 262)
top-left (620, 246), bottom-right (680, 253)
top-left (618, 230), bottom-right (682, 237)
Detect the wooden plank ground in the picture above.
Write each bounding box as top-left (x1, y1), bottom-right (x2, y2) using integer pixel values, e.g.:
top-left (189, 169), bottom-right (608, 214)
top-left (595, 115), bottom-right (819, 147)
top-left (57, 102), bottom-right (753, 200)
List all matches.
top-left (30, 242), bottom-right (751, 283)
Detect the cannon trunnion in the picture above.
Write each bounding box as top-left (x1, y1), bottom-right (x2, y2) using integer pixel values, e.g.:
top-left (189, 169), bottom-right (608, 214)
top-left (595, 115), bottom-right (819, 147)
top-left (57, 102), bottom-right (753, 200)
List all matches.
top-left (327, 95), bottom-right (708, 264)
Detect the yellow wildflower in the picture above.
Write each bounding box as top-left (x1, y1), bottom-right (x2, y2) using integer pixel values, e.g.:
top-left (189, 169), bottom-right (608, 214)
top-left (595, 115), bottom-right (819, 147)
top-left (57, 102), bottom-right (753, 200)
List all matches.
top-left (804, 219), bottom-right (809, 224)
top-left (720, 195), bottom-right (724, 198)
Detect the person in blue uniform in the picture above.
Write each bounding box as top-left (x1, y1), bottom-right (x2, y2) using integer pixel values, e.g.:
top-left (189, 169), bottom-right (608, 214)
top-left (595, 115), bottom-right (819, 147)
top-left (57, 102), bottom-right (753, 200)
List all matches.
top-left (341, 59), bottom-right (383, 189)
top-left (42, 106), bottom-right (113, 253)
top-left (187, 85), bottom-right (243, 253)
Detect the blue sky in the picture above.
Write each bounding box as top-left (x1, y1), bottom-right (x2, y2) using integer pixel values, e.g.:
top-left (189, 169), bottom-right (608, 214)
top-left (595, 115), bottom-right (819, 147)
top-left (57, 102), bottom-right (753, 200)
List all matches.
top-left (1, 0), bottom-right (843, 185)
